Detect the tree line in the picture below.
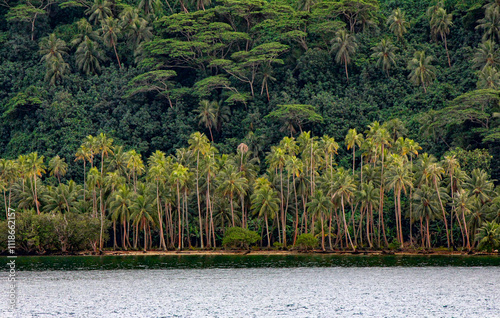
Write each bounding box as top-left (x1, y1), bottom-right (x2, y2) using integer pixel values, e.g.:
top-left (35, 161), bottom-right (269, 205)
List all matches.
top-left (1, 119), bottom-right (500, 253)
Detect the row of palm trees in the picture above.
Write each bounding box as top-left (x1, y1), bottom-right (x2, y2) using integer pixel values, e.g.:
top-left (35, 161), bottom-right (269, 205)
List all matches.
top-left (1, 123), bottom-right (499, 251)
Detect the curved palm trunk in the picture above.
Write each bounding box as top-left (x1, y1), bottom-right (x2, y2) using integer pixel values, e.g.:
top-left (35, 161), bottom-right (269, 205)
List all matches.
top-left (341, 196), bottom-right (355, 250)
top-left (320, 213), bottom-right (325, 251)
top-left (157, 181), bottom-right (166, 250)
top-left (292, 175), bottom-right (300, 245)
top-left (111, 39), bottom-right (122, 69)
top-left (196, 153), bottom-right (204, 248)
top-left (230, 194), bottom-right (235, 227)
top-left (265, 214), bottom-right (270, 248)
top-left (443, 34), bottom-right (451, 67)
top-left (177, 182), bottom-right (182, 250)
top-left (462, 210), bottom-right (470, 250)
top-left (434, 178), bottom-right (450, 248)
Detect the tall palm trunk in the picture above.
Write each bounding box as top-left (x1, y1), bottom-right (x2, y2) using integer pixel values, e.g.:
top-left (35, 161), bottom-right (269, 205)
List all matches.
top-left (265, 214), bottom-right (270, 248)
top-left (177, 181), bottom-right (182, 250)
top-left (157, 181), bottom-right (166, 250)
top-left (195, 153), bottom-right (204, 248)
top-left (341, 195), bottom-right (355, 250)
top-left (433, 177), bottom-right (450, 248)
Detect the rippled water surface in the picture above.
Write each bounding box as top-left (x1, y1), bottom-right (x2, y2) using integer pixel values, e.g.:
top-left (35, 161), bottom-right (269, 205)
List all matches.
top-left (2, 255), bottom-right (499, 317)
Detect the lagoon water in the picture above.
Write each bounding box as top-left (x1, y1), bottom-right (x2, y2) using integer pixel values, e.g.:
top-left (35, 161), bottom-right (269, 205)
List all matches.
top-left (2, 255), bottom-right (500, 317)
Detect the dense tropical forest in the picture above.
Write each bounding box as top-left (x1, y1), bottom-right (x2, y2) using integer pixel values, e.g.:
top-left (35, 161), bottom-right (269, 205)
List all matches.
top-left (0, 0), bottom-right (500, 253)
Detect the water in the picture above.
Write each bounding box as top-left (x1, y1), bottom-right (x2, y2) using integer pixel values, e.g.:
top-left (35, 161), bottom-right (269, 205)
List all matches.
top-left (2, 255), bottom-right (500, 317)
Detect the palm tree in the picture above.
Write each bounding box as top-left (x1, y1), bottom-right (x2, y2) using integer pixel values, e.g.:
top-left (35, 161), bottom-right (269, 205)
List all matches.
top-left (286, 155), bottom-right (304, 244)
top-left (171, 163), bottom-right (189, 249)
top-left (474, 41), bottom-right (500, 70)
top-left (147, 150), bottom-right (167, 250)
top-left (102, 17), bottom-right (122, 68)
top-left (26, 152), bottom-right (46, 215)
top-left (345, 128), bottom-right (363, 174)
top-left (386, 155), bottom-right (413, 244)
top-left (387, 8), bottom-right (410, 43)
top-left (94, 133), bottom-right (114, 250)
top-left (371, 39), bottom-right (397, 76)
top-left (413, 185), bottom-right (441, 248)
top-left (76, 36), bottom-right (106, 75)
top-left (407, 50), bottom-right (436, 93)
top-left (357, 181), bottom-right (379, 248)
top-left (85, 0), bottom-right (112, 25)
top-left (429, 7), bottom-right (453, 67)
top-left (39, 34), bottom-right (68, 65)
top-left (425, 162), bottom-right (451, 248)
top-left (306, 189), bottom-right (332, 250)
top-left (330, 29), bottom-right (357, 80)
top-left (72, 18), bottom-right (99, 47)
top-left (45, 57), bottom-right (70, 85)
top-left (453, 189), bottom-right (474, 250)
top-left (49, 155), bottom-right (68, 184)
top-left (195, 100), bottom-right (218, 141)
top-left (251, 178), bottom-right (280, 248)
top-left (126, 150), bottom-right (144, 192)
top-left (331, 168), bottom-right (356, 250)
top-left (188, 132), bottom-right (210, 248)
top-left (476, 7), bottom-right (500, 42)
top-left (110, 184), bottom-right (134, 250)
top-left (475, 221), bottom-right (500, 252)
top-left (466, 168), bottom-right (495, 205)
top-left (218, 165), bottom-right (248, 227)
top-left (477, 65), bottom-right (500, 89)
top-left (131, 193), bottom-right (155, 251)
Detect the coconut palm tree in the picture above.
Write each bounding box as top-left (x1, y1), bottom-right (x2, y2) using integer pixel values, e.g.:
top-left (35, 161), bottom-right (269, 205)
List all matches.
top-left (330, 29), bottom-right (357, 80)
top-left (102, 17), bottom-right (122, 68)
top-left (306, 189), bottom-right (332, 250)
top-left (474, 40), bottom-right (500, 70)
top-left (195, 100), bottom-right (217, 141)
top-left (466, 168), bottom-right (495, 205)
top-left (429, 7), bottom-right (453, 67)
top-left (477, 65), bottom-right (500, 89)
top-left (171, 163), bottom-right (189, 249)
top-left (371, 39), bottom-right (397, 76)
top-left (49, 155), bottom-right (68, 184)
top-left (413, 184), bottom-right (441, 248)
top-left (407, 50), bottom-right (436, 93)
top-left (76, 36), bottom-right (106, 75)
top-left (188, 132), bottom-right (210, 247)
top-left (330, 168), bottom-right (356, 250)
top-left (131, 192), bottom-right (155, 251)
top-left (452, 189), bottom-right (474, 250)
top-left (345, 128), bottom-right (363, 174)
top-left (218, 164), bottom-right (248, 227)
top-left (251, 178), bottom-right (280, 248)
top-left (475, 221), bottom-right (500, 252)
top-left (39, 33), bottom-right (68, 65)
top-left (147, 150), bottom-right (167, 250)
top-left (44, 57), bottom-right (70, 85)
top-left (387, 8), bottom-right (410, 43)
top-left (125, 150), bottom-right (144, 192)
top-left (85, 0), bottom-right (112, 25)
top-left (386, 154), bottom-right (413, 244)
top-left (110, 184), bottom-right (134, 249)
top-left (476, 7), bottom-right (500, 42)
top-left (357, 181), bottom-right (379, 248)
top-left (26, 152), bottom-right (46, 215)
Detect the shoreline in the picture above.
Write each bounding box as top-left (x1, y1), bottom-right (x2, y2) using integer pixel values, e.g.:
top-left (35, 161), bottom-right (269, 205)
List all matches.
top-left (6, 249), bottom-right (499, 257)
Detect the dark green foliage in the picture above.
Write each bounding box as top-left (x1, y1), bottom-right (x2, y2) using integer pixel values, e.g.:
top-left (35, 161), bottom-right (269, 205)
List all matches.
top-left (222, 227), bottom-right (260, 249)
top-left (294, 233), bottom-right (318, 250)
top-left (0, 211), bottom-right (104, 254)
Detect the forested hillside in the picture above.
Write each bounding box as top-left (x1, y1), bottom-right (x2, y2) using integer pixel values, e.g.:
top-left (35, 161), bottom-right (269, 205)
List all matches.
top-left (1, 0), bottom-right (500, 252)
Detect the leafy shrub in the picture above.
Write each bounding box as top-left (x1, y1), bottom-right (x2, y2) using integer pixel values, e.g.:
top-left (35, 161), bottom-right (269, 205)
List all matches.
top-left (388, 238), bottom-right (401, 250)
top-left (295, 233), bottom-right (318, 250)
top-left (222, 227), bottom-right (260, 249)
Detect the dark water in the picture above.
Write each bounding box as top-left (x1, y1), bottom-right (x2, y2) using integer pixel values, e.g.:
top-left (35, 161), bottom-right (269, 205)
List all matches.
top-left (2, 255), bottom-right (500, 317)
